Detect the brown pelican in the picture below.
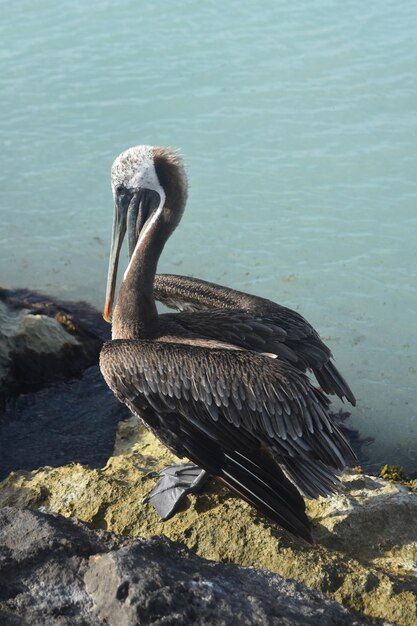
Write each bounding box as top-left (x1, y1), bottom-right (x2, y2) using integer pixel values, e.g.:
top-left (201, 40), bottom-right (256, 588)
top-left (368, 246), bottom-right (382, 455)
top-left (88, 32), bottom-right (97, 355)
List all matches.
top-left (100, 145), bottom-right (356, 543)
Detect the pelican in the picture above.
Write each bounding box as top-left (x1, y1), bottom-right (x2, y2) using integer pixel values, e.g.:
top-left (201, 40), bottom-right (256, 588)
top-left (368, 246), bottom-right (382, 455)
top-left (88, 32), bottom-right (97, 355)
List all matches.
top-left (100, 145), bottom-right (356, 543)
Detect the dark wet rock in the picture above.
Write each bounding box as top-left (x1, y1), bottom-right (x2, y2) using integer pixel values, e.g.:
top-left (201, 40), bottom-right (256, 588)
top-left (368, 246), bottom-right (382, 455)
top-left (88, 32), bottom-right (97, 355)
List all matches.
top-left (0, 287), bottom-right (108, 406)
top-left (0, 287), bottom-right (110, 340)
top-left (0, 288), bottom-right (129, 477)
top-left (0, 506), bottom-right (382, 626)
top-left (0, 366), bottom-right (130, 478)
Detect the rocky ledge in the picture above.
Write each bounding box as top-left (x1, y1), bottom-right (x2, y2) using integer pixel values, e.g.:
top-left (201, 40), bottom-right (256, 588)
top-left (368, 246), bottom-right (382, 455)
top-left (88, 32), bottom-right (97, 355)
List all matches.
top-left (1, 420), bottom-right (416, 625)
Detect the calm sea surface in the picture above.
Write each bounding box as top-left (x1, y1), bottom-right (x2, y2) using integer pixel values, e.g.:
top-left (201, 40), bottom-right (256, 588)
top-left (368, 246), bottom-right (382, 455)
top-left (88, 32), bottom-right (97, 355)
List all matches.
top-left (1, 1), bottom-right (416, 470)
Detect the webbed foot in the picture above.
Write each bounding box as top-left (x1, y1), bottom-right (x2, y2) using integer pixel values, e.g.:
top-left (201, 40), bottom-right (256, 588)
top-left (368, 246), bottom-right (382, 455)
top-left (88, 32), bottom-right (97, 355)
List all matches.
top-left (143, 463), bottom-right (208, 520)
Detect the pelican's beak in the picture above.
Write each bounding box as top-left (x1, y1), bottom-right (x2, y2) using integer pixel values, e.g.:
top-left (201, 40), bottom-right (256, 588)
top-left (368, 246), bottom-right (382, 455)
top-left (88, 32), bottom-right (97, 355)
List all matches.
top-left (103, 188), bottom-right (162, 323)
top-left (103, 195), bottom-right (129, 323)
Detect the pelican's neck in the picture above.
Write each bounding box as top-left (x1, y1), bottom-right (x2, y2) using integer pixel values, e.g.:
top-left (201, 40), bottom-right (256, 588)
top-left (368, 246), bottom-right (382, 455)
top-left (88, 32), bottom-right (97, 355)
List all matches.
top-left (112, 219), bottom-right (167, 340)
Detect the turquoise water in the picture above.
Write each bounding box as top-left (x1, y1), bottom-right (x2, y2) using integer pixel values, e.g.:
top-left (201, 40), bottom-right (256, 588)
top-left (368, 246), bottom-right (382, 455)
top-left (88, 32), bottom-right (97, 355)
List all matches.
top-left (1, 1), bottom-right (416, 470)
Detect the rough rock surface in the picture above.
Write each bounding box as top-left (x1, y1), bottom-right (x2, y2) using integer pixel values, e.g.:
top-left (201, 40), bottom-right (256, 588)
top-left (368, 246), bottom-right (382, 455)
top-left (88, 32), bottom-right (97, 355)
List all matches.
top-left (0, 506), bottom-right (384, 625)
top-left (0, 366), bottom-right (130, 478)
top-left (0, 288), bottom-right (106, 405)
top-left (0, 288), bottom-right (130, 478)
top-left (1, 419), bottom-right (416, 625)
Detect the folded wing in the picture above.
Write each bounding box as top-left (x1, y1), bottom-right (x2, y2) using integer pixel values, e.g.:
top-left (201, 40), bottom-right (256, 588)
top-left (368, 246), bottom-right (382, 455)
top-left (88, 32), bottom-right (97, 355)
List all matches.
top-left (101, 339), bottom-right (355, 541)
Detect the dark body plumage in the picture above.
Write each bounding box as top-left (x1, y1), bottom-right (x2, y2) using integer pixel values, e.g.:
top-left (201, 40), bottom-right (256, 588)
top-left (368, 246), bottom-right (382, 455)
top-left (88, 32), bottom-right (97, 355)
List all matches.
top-left (100, 145), bottom-right (356, 543)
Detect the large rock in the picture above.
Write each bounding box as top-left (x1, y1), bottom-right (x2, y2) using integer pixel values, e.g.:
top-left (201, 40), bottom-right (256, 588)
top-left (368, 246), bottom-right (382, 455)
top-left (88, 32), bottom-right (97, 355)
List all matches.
top-left (0, 288), bottom-right (130, 478)
top-left (0, 288), bottom-right (105, 405)
top-left (1, 420), bottom-right (416, 625)
top-left (0, 506), bottom-right (384, 625)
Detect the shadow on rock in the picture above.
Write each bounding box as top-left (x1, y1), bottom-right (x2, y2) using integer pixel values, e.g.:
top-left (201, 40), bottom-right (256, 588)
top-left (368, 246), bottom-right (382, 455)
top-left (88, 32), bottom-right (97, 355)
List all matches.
top-left (0, 366), bottom-right (130, 478)
top-left (0, 287), bottom-right (130, 477)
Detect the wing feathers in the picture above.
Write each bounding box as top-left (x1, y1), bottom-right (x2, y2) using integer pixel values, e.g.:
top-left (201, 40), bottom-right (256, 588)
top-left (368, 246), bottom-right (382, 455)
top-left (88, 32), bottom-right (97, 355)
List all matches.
top-left (155, 274), bottom-right (356, 405)
top-left (101, 340), bottom-right (355, 499)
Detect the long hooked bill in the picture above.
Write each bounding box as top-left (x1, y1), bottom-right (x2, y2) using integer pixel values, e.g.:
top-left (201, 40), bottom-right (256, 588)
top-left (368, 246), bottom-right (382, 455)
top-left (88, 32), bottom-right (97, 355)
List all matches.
top-left (103, 200), bottom-right (128, 322)
top-left (103, 188), bottom-right (159, 322)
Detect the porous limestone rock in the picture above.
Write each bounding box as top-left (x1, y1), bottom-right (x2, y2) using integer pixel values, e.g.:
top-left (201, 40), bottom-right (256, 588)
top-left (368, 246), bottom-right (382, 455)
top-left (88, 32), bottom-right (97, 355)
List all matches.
top-left (0, 419), bottom-right (416, 625)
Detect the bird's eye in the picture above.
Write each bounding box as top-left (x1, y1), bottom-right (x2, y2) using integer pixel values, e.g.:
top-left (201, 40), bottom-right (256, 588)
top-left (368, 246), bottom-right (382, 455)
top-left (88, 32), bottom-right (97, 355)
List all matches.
top-left (116, 184), bottom-right (128, 197)
top-left (116, 185), bottom-right (132, 209)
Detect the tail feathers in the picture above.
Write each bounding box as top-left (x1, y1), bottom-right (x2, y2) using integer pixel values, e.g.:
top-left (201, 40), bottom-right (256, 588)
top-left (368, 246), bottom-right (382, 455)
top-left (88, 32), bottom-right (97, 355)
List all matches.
top-left (303, 419), bottom-right (357, 471)
top-left (281, 455), bottom-right (343, 500)
top-left (220, 450), bottom-right (313, 543)
top-left (281, 417), bottom-right (356, 499)
top-left (314, 361), bottom-right (356, 406)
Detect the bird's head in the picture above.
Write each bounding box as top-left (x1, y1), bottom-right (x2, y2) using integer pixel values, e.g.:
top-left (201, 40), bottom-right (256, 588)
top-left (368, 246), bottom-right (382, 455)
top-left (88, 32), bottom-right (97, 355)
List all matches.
top-left (104, 145), bottom-right (188, 322)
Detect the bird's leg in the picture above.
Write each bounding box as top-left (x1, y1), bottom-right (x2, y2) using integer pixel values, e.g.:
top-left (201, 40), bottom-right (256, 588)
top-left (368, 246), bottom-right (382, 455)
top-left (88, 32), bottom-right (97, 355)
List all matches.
top-left (143, 463), bottom-right (208, 520)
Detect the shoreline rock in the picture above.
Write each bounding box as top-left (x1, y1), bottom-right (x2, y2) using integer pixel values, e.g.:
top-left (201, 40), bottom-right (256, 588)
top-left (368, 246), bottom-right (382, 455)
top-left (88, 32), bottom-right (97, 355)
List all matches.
top-left (0, 288), bottom-right (130, 478)
top-left (0, 287), bottom-right (107, 406)
top-left (0, 506), bottom-right (386, 625)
